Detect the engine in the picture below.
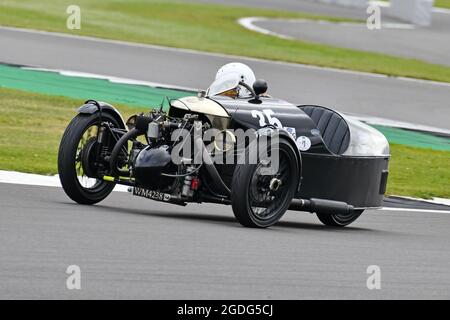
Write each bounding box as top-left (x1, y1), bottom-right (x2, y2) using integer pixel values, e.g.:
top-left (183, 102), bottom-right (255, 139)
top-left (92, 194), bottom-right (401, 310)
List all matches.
top-left (120, 110), bottom-right (209, 200)
top-left (134, 145), bottom-right (176, 190)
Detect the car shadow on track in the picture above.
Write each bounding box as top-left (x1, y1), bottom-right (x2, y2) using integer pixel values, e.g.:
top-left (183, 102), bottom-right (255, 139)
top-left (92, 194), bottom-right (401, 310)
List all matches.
top-left (72, 202), bottom-right (389, 234)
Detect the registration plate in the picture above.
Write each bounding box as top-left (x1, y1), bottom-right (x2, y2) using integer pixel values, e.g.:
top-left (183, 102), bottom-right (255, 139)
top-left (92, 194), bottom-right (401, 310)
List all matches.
top-left (133, 187), bottom-right (171, 202)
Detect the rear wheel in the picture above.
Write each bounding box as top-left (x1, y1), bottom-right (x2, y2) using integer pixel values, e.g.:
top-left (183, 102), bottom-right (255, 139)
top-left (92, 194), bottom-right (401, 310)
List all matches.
top-left (316, 210), bottom-right (364, 227)
top-left (58, 113), bottom-right (120, 204)
top-left (231, 138), bottom-right (300, 228)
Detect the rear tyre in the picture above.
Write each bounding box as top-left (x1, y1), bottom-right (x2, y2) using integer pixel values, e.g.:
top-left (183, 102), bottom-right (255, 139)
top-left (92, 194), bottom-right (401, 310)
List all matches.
top-left (231, 138), bottom-right (300, 228)
top-left (58, 113), bottom-right (119, 205)
top-left (316, 210), bottom-right (364, 227)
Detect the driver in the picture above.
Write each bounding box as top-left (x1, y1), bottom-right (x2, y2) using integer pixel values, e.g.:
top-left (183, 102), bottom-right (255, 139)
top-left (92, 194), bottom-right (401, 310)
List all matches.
top-left (214, 62), bottom-right (256, 98)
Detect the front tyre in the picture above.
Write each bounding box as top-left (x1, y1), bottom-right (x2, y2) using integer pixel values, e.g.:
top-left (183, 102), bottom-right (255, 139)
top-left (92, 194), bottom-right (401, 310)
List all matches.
top-left (231, 138), bottom-right (300, 228)
top-left (58, 113), bottom-right (119, 204)
top-left (316, 210), bottom-right (364, 227)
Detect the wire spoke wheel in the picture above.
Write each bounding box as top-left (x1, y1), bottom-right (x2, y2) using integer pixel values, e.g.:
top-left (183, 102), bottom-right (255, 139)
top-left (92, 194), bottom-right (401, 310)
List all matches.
top-left (58, 113), bottom-right (121, 204)
top-left (75, 126), bottom-right (102, 190)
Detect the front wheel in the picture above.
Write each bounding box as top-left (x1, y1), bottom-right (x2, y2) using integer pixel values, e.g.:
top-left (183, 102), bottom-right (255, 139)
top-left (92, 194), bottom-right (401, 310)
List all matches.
top-left (316, 210), bottom-right (364, 227)
top-left (58, 113), bottom-right (120, 204)
top-left (231, 138), bottom-right (300, 228)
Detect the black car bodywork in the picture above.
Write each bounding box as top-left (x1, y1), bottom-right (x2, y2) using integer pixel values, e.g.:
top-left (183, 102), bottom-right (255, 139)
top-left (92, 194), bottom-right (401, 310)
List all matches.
top-left (63, 78), bottom-right (390, 228)
top-left (207, 95), bottom-right (390, 209)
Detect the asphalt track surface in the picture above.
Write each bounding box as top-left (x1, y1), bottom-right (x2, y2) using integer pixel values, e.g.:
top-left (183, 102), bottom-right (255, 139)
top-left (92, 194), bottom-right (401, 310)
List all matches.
top-left (193, 0), bottom-right (449, 22)
top-left (0, 27), bottom-right (449, 130)
top-left (253, 19), bottom-right (450, 66)
top-left (1, 183), bottom-right (449, 299)
top-left (194, 1), bottom-right (450, 64)
top-left (198, 0), bottom-right (450, 64)
top-left (189, 0), bottom-right (380, 19)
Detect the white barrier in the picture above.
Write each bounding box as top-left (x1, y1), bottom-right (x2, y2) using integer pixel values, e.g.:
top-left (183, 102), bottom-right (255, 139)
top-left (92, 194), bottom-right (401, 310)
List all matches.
top-left (389, 0), bottom-right (434, 26)
top-left (315, 0), bottom-right (369, 8)
top-left (338, 0), bottom-right (369, 7)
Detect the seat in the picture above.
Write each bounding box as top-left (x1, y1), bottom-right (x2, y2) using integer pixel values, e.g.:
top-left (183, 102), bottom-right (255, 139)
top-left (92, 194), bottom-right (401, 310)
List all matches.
top-left (300, 105), bottom-right (350, 155)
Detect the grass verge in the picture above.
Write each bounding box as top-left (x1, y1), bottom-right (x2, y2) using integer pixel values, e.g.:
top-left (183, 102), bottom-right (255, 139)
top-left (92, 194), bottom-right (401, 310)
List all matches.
top-left (1, 0), bottom-right (450, 82)
top-left (436, 0), bottom-right (450, 9)
top-left (0, 88), bottom-right (143, 174)
top-left (388, 144), bottom-right (449, 198)
top-left (0, 87), bottom-right (448, 198)
top-left (382, 0), bottom-right (450, 9)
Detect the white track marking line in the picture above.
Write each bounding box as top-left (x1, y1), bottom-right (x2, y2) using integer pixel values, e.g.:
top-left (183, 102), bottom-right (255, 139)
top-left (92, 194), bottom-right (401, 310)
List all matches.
top-left (238, 17), bottom-right (296, 39)
top-left (1, 170), bottom-right (448, 212)
top-left (381, 207), bottom-right (450, 214)
top-left (0, 170), bottom-right (128, 192)
top-left (345, 114), bottom-right (450, 135)
top-left (239, 17), bottom-right (415, 31)
top-left (434, 7), bottom-right (450, 14)
top-left (21, 66), bottom-right (198, 92)
top-left (431, 198), bottom-right (450, 206)
top-left (389, 195), bottom-right (450, 207)
top-left (0, 170), bottom-right (61, 188)
top-left (1, 25), bottom-right (450, 88)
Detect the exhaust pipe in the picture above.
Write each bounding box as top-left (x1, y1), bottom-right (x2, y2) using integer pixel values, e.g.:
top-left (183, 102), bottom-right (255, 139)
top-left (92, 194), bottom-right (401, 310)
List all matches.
top-left (290, 198), bottom-right (354, 215)
top-left (109, 128), bottom-right (141, 176)
top-left (194, 137), bottom-right (231, 197)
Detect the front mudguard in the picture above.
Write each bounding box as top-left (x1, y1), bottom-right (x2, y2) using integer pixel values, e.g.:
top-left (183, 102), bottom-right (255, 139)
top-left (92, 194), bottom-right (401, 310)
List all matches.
top-left (77, 100), bottom-right (126, 129)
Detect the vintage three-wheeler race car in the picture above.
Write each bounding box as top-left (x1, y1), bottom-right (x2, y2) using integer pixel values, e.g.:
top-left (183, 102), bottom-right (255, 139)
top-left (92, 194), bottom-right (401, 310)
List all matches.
top-left (58, 63), bottom-right (390, 228)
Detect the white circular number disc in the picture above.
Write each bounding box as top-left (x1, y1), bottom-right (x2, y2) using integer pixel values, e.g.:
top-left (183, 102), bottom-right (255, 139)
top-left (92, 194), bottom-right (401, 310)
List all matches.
top-left (296, 136), bottom-right (311, 151)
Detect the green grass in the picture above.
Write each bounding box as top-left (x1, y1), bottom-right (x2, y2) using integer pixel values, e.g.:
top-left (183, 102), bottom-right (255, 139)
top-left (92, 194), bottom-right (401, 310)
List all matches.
top-left (436, 0), bottom-right (450, 9)
top-left (1, 0), bottom-right (450, 83)
top-left (0, 87), bottom-right (448, 198)
top-left (381, 0), bottom-right (450, 8)
top-left (0, 88), bottom-right (143, 174)
top-left (388, 144), bottom-right (450, 198)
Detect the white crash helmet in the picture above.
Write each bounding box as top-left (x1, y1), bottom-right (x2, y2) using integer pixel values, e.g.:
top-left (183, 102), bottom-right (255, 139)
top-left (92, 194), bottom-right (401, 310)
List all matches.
top-left (215, 62), bottom-right (256, 97)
